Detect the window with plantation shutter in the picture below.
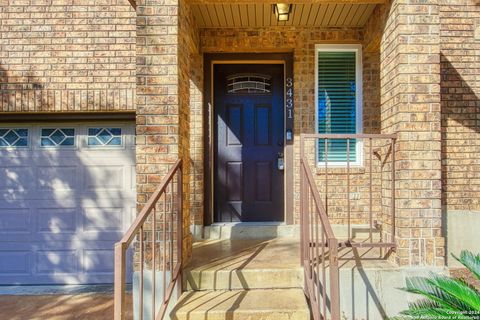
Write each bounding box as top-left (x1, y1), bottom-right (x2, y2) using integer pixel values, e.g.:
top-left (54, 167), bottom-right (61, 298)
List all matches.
top-left (315, 45), bottom-right (362, 165)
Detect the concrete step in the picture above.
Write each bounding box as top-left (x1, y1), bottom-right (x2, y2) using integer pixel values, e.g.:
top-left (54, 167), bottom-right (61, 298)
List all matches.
top-left (185, 266), bottom-right (303, 291)
top-left (184, 238), bottom-right (302, 290)
top-left (170, 289), bottom-right (310, 320)
top-left (201, 223), bottom-right (300, 240)
top-left (199, 223), bottom-right (381, 242)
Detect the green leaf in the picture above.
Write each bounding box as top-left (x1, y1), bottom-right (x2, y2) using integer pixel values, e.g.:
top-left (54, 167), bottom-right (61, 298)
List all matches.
top-left (453, 250), bottom-right (480, 281)
top-left (403, 276), bottom-right (471, 312)
top-left (398, 251), bottom-right (480, 320)
top-left (428, 274), bottom-right (480, 311)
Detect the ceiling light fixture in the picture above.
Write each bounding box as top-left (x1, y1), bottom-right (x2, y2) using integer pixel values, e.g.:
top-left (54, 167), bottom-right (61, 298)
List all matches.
top-left (273, 4), bottom-right (292, 22)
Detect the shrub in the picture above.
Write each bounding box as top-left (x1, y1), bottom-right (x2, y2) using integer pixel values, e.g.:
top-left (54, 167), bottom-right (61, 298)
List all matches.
top-left (398, 251), bottom-right (480, 320)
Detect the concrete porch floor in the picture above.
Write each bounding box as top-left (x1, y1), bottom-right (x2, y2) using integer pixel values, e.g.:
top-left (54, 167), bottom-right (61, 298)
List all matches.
top-left (186, 235), bottom-right (395, 272)
top-left (184, 237), bottom-right (303, 290)
top-left (0, 293), bottom-right (133, 320)
top-left (188, 237), bottom-right (301, 270)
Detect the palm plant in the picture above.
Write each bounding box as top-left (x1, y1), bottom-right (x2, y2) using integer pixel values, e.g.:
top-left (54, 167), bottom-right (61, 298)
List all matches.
top-left (398, 250), bottom-right (480, 320)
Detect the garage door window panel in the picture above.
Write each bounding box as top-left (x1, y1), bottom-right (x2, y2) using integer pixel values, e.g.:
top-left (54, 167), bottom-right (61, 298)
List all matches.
top-left (87, 128), bottom-right (122, 147)
top-left (41, 128), bottom-right (75, 147)
top-left (0, 128), bottom-right (29, 148)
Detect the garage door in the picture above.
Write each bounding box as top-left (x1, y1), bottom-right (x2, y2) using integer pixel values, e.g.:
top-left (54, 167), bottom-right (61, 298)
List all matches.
top-left (0, 122), bottom-right (136, 285)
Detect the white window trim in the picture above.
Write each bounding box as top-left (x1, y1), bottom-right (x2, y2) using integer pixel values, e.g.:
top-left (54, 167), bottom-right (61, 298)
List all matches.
top-left (315, 44), bottom-right (363, 167)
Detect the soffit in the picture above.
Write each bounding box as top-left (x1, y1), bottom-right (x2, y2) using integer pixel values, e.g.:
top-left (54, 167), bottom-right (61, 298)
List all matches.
top-left (191, 3), bottom-right (377, 28)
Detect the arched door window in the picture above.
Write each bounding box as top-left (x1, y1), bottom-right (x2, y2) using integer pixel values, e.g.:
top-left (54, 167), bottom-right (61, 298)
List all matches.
top-left (227, 74), bottom-right (272, 94)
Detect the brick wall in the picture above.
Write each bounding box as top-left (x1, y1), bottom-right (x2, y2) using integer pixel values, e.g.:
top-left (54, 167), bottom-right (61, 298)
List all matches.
top-left (136, 0), bottom-right (178, 202)
top-left (136, 0), bottom-right (200, 261)
top-left (375, 0), bottom-right (444, 266)
top-left (189, 57), bottom-right (204, 228)
top-left (0, 0), bottom-right (135, 112)
top-left (199, 27), bottom-right (384, 227)
top-left (1, 0), bottom-right (461, 268)
top-left (179, 0), bottom-right (202, 255)
top-left (136, 0), bottom-right (183, 261)
top-left (179, 0), bottom-right (203, 229)
top-left (440, 0), bottom-right (480, 213)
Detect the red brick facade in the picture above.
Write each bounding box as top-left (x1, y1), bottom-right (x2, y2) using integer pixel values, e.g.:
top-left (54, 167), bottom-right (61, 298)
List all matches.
top-left (373, 0), bottom-right (444, 266)
top-left (0, 0), bottom-right (135, 112)
top-left (440, 0), bottom-right (480, 212)
top-left (1, 0), bottom-right (479, 267)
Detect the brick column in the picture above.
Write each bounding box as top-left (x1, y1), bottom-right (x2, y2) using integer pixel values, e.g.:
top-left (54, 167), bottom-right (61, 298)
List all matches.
top-left (381, 0), bottom-right (444, 266)
top-left (136, 0), bottom-right (190, 260)
top-left (136, 0), bottom-right (179, 197)
top-left (136, 0), bottom-right (196, 262)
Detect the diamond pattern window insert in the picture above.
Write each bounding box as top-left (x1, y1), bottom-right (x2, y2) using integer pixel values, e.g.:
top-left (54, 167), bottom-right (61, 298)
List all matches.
top-left (0, 128), bottom-right (29, 147)
top-left (87, 128), bottom-right (122, 147)
top-left (41, 128), bottom-right (75, 147)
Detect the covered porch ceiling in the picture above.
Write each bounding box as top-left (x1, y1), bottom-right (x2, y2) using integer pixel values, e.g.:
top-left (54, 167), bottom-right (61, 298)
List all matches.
top-left (189, 0), bottom-right (383, 28)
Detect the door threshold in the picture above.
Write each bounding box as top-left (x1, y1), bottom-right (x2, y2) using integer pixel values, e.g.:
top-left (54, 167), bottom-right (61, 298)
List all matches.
top-left (200, 223), bottom-right (299, 241)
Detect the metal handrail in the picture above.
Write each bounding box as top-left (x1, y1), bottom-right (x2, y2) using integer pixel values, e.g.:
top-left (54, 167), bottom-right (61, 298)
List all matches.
top-left (300, 156), bottom-right (340, 320)
top-left (301, 157), bottom-right (336, 241)
top-left (114, 159), bottom-right (183, 320)
top-left (300, 133), bottom-right (397, 320)
top-left (300, 133), bottom-right (397, 247)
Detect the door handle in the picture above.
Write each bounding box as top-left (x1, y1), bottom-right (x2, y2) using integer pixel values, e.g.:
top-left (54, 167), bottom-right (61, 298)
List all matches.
top-left (277, 152), bottom-right (284, 171)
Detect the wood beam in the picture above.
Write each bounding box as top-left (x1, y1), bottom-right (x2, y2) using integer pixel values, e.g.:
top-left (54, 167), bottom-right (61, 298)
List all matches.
top-left (188, 0), bottom-right (385, 4)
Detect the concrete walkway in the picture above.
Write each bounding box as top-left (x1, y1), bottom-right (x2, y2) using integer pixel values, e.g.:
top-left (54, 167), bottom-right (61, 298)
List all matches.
top-left (0, 293), bottom-right (132, 320)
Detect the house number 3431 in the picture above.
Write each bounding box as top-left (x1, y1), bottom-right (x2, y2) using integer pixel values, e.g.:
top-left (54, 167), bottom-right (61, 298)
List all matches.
top-left (286, 77), bottom-right (293, 119)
